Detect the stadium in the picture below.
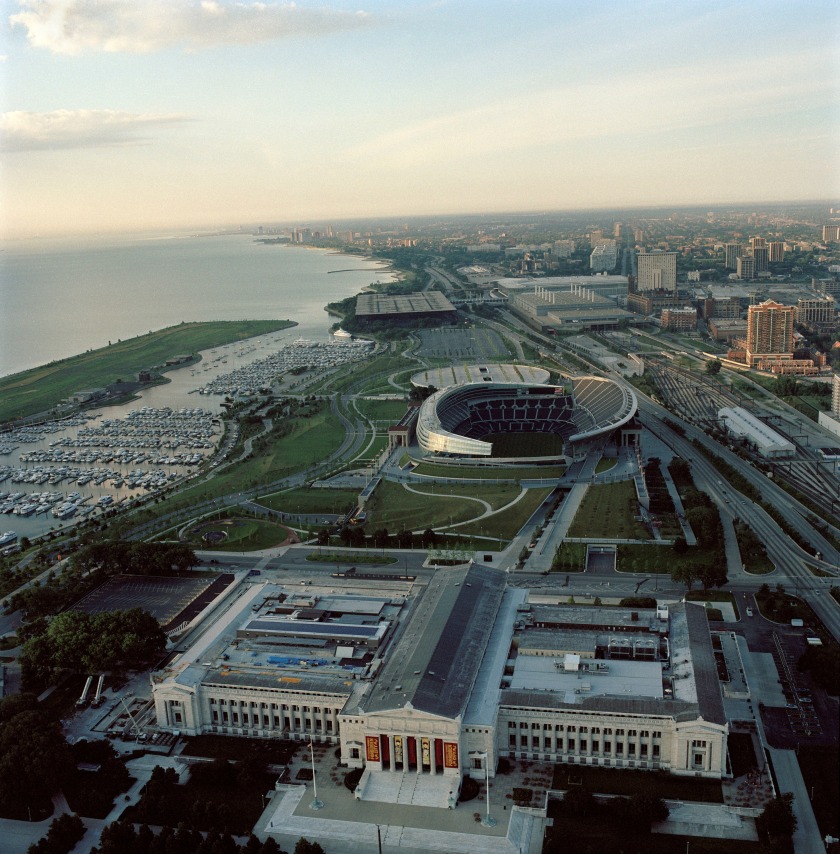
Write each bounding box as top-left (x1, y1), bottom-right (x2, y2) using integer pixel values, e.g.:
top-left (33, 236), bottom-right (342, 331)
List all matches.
top-left (415, 375), bottom-right (637, 460)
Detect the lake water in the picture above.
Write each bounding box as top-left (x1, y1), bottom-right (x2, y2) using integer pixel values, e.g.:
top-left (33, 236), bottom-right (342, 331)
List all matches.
top-left (0, 231), bottom-right (395, 540)
top-left (0, 231), bottom-right (394, 378)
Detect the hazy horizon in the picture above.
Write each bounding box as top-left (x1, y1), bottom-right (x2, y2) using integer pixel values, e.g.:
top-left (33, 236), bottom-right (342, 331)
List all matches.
top-left (3, 0), bottom-right (839, 240)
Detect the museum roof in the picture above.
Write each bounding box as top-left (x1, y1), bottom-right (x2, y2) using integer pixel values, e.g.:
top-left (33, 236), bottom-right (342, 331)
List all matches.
top-left (359, 565), bottom-right (506, 719)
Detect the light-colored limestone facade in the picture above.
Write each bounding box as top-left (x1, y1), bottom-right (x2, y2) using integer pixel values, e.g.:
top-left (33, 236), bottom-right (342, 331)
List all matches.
top-left (152, 571), bottom-right (728, 797)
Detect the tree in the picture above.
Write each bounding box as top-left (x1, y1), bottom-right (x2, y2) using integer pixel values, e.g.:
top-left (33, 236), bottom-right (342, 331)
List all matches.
top-left (562, 786), bottom-right (596, 817)
top-left (28, 812), bottom-right (85, 854)
top-left (672, 535), bottom-right (687, 555)
top-left (0, 706), bottom-right (71, 815)
top-left (294, 840), bottom-right (325, 854)
top-left (626, 791), bottom-right (669, 831)
top-left (757, 793), bottom-right (797, 843)
top-left (705, 359), bottom-right (721, 375)
top-left (697, 560), bottom-right (727, 591)
top-left (671, 562), bottom-right (697, 590)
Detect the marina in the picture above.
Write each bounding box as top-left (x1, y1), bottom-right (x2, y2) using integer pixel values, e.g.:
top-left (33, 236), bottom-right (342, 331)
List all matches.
top-left (0, 329), bottom-right (377, 541)
top-left (197, 336), bottom-right (374, 397)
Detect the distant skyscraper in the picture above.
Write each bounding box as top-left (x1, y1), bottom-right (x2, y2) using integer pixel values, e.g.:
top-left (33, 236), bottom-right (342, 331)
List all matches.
top-left (752, 245), bottom-right (769, 274)
top-left (749, 236), bottom-right (767, 250)
top-left (745, 300), bottom-right (795, 367)
top-left (736, 256), bottom-right (755, 280)
top-left (724, 243), bottom-right (742, 270)
top-left (636, 251), bottom-right (677, 291)
top-left (822, 225), bottom-right (840, 242)
top-left (590, 241), bottom-right (617, 272)
top-left (768, 241), bottom-right (785, 262)
top-left (832, 374), bottom-right (840, 417)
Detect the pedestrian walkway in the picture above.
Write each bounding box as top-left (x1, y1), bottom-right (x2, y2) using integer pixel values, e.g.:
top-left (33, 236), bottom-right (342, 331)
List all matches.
top-left (358, 769), bottom-right (453, 809)
top-left (257, 750), bottom-right (548, 854)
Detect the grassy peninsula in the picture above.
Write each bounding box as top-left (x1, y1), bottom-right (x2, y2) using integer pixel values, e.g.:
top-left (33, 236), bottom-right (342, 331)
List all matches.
top-left (0, 320), bottom-right (296, 425)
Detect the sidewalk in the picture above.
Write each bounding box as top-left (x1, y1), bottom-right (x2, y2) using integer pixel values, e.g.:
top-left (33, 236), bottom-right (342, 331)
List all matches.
top-left (257, 748), bottom-right (548, 854)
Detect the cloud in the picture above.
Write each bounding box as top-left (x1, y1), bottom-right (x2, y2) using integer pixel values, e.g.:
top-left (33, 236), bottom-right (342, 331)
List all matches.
top-left (1, 109), bottom-right (190, 151)
top-left (346, 49), bottom-right (838, 169)
top-left (10, 0), bottom-right (372, 54)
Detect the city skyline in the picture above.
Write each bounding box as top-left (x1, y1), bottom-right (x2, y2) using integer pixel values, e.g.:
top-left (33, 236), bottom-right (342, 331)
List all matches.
top-left (2, 0), bottom-right (839, 239)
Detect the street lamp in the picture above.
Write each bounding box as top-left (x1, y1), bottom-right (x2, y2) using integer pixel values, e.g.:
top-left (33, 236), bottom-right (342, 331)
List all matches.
top-left (480, 753), bottom-right (496, 827)
top-left (308, 739), bottom-right (323, 810)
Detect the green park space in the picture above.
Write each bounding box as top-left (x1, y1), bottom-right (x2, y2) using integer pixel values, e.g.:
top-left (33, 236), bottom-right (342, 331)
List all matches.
top-left (595, 457), bottom-right (617, 473)
top-left (0, 320), bottom-right (295, 424)
top-left (551, 541), bottom-right (588, 572)
top-left (317, 352), bottom-right (416, 395)
top-left (456, 486), bottom-right (552, 541)
top-left (353, 398), bottom-right (410, 423)
top-left (182, 516), bottom-right (295, 551)
top-left (363, 479), bottom-right (523, 532)
top-left (410, 461), bottom-right (565, 480)
top-left (258, 487), bottom-right (359, 516)
top-left (567, 481), bottom-right (650, 540)
top-left (734, 521), bottom-right (775, 574)
top-left (124, 760), bottom-right (275, 836)
top-left (133, 404), bottom-right (345, 518)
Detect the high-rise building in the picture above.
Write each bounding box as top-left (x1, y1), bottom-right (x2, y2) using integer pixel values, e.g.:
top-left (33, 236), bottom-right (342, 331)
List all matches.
top-left (724, 243), bottom-right (742, 270)
top-left (796, 295), bottom-right (835, 327)
top-left (822, 225), bottom-right (840, 242)
top-left (832, 374), bottom-right (840, 417)
top-left (736, 256), bottom-right (755, 280)
top-left (749, 236), bottom-right (767, 250)
top-left (745, 300), bottom-right (795, 367)
top-left (768, 242), bottom-right (785, 262)
top-left (590, 241), bottom-right (618, 273)
top-left (636, 251), bottom-right (677, 291)
top-left (752, 246), bottom-right (769, 274)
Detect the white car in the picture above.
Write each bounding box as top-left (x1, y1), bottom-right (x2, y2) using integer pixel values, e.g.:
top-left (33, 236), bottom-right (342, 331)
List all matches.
top-left (746, 607), bottom-right (753, 617)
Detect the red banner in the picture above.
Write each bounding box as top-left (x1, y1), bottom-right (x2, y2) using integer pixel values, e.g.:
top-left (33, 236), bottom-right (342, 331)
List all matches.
top-left (444, 742), bottom-right (459, 769)
top-left (365, 735), bottom-right (380, 762)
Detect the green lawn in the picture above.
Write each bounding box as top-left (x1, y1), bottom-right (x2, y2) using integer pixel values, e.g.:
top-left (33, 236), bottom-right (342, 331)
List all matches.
top-left (127, 405), bottom-right (346, 520)
top-left (616, 542), bottom-right (717, 575)
top-left (182, 516), bottom-right (293, 551)
top-left (353, 398), bottom-right (411, 423)
top-left (457, 487), bottom-right (552, 540)
top-left (364, 480), bottom-right (523, 532)
top-left (410, 461), bottom-right (565, 480)
top-left (258, 487), bottom-right (359, 515)
top-left (567, 481), bottom-right (649, 540)
top-left (0, 320), bottom-right (295, 424)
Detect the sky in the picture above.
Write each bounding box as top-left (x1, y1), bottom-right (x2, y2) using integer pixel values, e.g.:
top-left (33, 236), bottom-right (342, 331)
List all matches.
top-left (1, 0), bottom-right (839, 239)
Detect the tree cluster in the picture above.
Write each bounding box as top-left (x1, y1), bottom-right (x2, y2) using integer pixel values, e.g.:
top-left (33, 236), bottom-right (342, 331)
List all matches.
top-left (27, 813), bottom-right (85, 854)
top-left (10, 541), bottom-right (198, 621)
top-left (0, 694), bottom-right (71, 819)
top-left (756, 792), bottom-right (797, 853)
top-left (91, 821), bottom-right (284, 854)
top-left (336, 525), bottom-right (437, 551)
top-left (560, 787), bottom-right (669, 832)
top-left (72, 541), bottom-right (198, 577)
top-left (21, 608), bottom-right (166, 687)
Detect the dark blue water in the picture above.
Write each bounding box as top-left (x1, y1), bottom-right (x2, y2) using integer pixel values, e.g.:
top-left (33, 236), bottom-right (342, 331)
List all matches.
top-left (0, 231), bottom-right (393, 377)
